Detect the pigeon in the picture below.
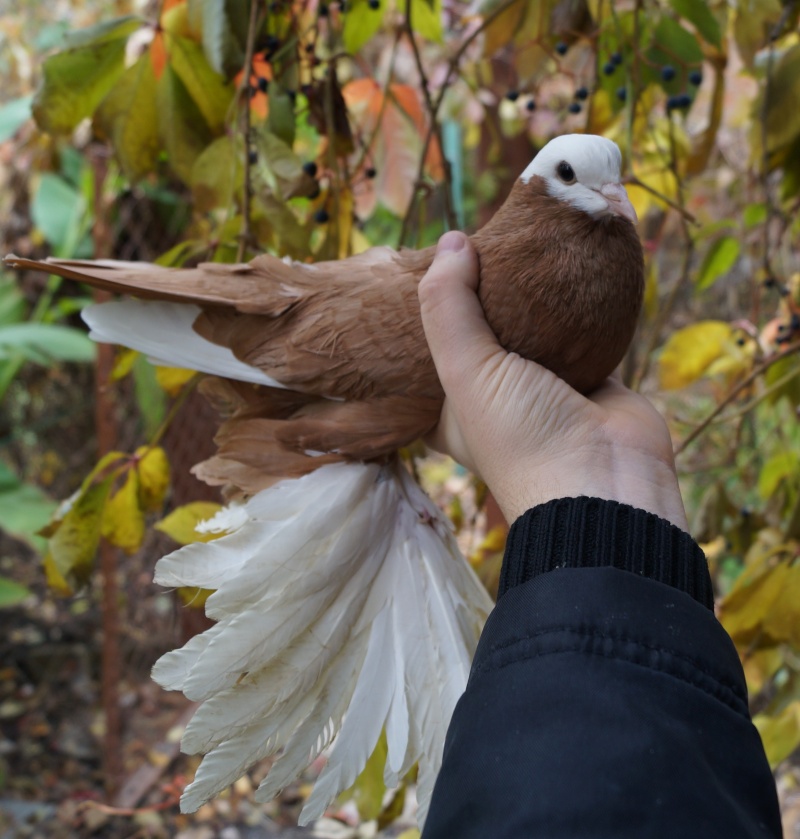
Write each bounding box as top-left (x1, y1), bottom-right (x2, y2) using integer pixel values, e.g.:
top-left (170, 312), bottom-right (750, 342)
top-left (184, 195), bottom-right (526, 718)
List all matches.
top-left (5, 133), bottom-right (643, 825)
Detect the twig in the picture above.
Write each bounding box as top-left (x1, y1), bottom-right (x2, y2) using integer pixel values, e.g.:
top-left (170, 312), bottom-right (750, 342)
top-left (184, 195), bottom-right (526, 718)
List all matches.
top-left (405, 0), bottom-right (455, 230)
top-left (631, 115), bottom-right (695, 390)
top-left (89, 148), bottom-right (122, 798)
top-left (148, 374), bottom-right (202, 449)
top-left (237, 0), bottom-right (263, 262)
top-left (399, 0), bottom-right (525, 244)
top-left (625, 175), bottom-right (697, 224)
top-left (674, 340), bottom-right (800, 456)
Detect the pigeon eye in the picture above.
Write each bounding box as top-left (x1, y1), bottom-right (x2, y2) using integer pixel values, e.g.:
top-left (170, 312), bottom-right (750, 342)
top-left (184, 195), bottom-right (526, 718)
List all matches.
top-left (557, 162), bottom-right (576, 184)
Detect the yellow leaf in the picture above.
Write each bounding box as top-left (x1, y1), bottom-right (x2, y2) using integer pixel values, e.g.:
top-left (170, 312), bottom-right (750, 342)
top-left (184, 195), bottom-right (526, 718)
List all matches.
top-left (758, 452), bottom-right (800, 500)
top-left (658, 321), bottom-right (734, 390)
top-left (178, 586), bottom-right (214, 609)
top-left (136, 445), bottom-right (171, 511)
top-left (102, 469), bottom-right (146, 555)
top-left (397, 830), bottom-right (421, 839)
top-left (155, 365), bottom-right (197, 396)
top-left (754, 701), bottom-right (800, 768)
top-left (111, 348), bottom-right (139, 381)
top-left (155, 501), bottom-right (224, 545)
top-left (719, 560), bottom-right (789, 644)
top-left (742, 647), bottom-right (783, 696)
top-left (43, 551), bottom-right (74, 596)
top-left (351, 227), bottom-right (372, 255)
top-left (469, 524), bottom-right (507, 568)
top-left (340, 731), bottom-right (388, 820)
top-left (762, 563), bottom-right (800, 646)
top-left (48, 477), bottom-right (115, 591)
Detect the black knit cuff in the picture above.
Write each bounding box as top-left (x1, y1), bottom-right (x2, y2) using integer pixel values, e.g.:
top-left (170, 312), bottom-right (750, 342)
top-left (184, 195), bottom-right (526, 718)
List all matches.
top-left (498, 497), bottom-right (713, 610)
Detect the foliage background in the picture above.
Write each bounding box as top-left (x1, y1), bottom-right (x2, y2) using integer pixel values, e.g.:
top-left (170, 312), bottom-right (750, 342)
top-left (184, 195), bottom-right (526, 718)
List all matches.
top-left (1, 0), bottom-right (800, 835)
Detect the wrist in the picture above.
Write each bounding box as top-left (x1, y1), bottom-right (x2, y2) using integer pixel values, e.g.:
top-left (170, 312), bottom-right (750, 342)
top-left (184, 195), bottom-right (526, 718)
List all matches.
top-left (487, 442), bottom-right (688, 531)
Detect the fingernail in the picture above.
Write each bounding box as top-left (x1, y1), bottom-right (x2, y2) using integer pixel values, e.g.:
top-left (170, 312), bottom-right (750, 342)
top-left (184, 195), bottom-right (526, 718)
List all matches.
top-left (437, 231), bottom-right (466, 254)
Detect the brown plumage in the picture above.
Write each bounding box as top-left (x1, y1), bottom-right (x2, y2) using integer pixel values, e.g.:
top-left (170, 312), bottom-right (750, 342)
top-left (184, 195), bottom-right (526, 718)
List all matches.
top-left (6, 134), bottom-right (643, 494)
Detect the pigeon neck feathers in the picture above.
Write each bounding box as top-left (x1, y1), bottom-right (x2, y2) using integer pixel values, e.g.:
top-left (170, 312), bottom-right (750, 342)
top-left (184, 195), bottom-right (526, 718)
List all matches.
top-left (519, 134), bottom-right (636, 224)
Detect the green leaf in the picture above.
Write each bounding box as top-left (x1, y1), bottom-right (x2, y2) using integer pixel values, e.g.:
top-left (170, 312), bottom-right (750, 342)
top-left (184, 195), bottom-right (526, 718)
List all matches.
top-left (696, 236), bottom-right (740, 290)
top-left (191, 134), bottom-right (243, 212)
top-left (157, 63), bottom-right (213, 183)
top-left (410, 0), bottom-right (443, 42)
top-left (0, 96), bottom-right (32, 143)
top-left (61, 15), bottom-right (142, 49)
top-left (196, 0), bottom-right (250, 79)
top-left (94, 56), bottom-right (160, 180)
top-left (32, 18), bottom-right (140, 134)
top-left (743, 203), bottom-right (767, 228)
top-left (168, 33), bottom-right (235, 133)
top-left (132, 355), bottom-right (167, 438)
top-left (0, 461), bottom-right (57, 551)
top-left (734, 0), bottom-right (783, 68)
top-left (668, 0), bottom-right (721, 48)
top-left (645, 15), bottom-right (703, 91)
top-left (267, 82), bottom-right (296, 147)
top-left (0, 323), bottom-right (95, 365)
top-left (252, 128), bottom-right (306, 199)
top-left (759, 452), bottom-right (800, 499)
top-left (764, 44), bottom-right (800, 155)
top-left (0, 277), bottom-right (26, 327)
top-left (31, 173), bottom-right (87, 253)
top-left (0, 577), bottom-right (32, 608)
top-left (344, 0), bottom-right (387, 53)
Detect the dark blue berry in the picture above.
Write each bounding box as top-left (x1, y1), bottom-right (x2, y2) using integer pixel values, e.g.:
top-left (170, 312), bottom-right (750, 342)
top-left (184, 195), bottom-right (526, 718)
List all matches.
top-left (314, 209), bottom-right (330, 223)
top-left (666, 95), bottom-right (679, 111)
top-left (603, 62), bottom-right (615, 75)
top-left (689, 69), bottom-right (702, 86)
top-left (308, 182), bottom-right (321, 200)
top-left (555, 41), bottom-right (568, 55)
top-left (257, 76), bottom-right (268, 93)
top-left (368, 0), bottom-right (380, 8)
top-left (505, 90), bottom-right (520, 102)
top-left (616, 86), bottom-right (627, 102)
top-left (303, 161), bottom-right (318, 178)
top-left (266, 35), bottom-right (280, 52)
top-left (248, 149), bottom-right (258, 164)
top-left (526, 99), bottom-right (536, 112)
top-left (611, 51), bottom-right (623, 65)
top-left (677, 93), bottom-right (692, 108)
top-left (575, 86), bottom-right (589, 100)
top-left (568, 102), bottom-right (582, 114)
top-left (319, 3), bottom-right (329, 16)
top-left (661, 65), bottom-right (675, 82)
top-left (365, 167), bottom-right (377, 179)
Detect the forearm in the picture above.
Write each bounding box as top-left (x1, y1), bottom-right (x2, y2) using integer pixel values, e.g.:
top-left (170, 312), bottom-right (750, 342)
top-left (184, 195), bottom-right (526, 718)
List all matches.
top-left (423, 499), bottom-right (781, 839)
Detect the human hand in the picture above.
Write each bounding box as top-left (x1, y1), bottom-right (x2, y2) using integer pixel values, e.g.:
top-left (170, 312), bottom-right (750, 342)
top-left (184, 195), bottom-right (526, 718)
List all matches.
top-left (418, 231), bottom-right (688, 531)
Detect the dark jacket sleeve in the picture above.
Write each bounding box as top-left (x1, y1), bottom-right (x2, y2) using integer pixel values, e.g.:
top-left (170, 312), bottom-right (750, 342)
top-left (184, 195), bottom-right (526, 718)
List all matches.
top-left (422, 497), bottom-right (782, 839)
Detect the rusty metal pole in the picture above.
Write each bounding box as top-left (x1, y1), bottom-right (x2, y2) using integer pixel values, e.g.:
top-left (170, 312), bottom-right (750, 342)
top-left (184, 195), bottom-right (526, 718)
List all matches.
top-left (90, 147), bottom-right (122, 796)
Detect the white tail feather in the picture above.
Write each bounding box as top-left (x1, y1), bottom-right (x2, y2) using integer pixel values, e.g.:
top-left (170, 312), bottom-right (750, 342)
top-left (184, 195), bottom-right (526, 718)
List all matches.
top-left (82, 300), bottom-right (286, 387)
top-left (152, 461), bottom-right (493, 826)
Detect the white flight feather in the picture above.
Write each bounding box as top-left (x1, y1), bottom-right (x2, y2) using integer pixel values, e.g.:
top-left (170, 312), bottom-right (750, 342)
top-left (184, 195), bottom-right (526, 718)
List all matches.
top-left (151, 461), bottom-right (493, 826)
top-left (81, 300), bottom-right (286, 388)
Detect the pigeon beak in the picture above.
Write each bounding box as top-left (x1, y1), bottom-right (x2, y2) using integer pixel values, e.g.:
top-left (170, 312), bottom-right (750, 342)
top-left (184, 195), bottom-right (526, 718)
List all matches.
top-left (600, 183), bottom-right (638, 224)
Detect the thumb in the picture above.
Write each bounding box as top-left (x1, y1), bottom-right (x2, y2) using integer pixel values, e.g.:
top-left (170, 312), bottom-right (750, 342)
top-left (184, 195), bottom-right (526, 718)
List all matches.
top-left (418, 231), bottom-right (504, 396)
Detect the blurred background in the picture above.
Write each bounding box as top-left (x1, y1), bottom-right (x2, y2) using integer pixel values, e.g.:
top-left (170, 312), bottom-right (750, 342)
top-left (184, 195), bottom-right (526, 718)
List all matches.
top-left (1, 0), bottom-right (800, 835)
